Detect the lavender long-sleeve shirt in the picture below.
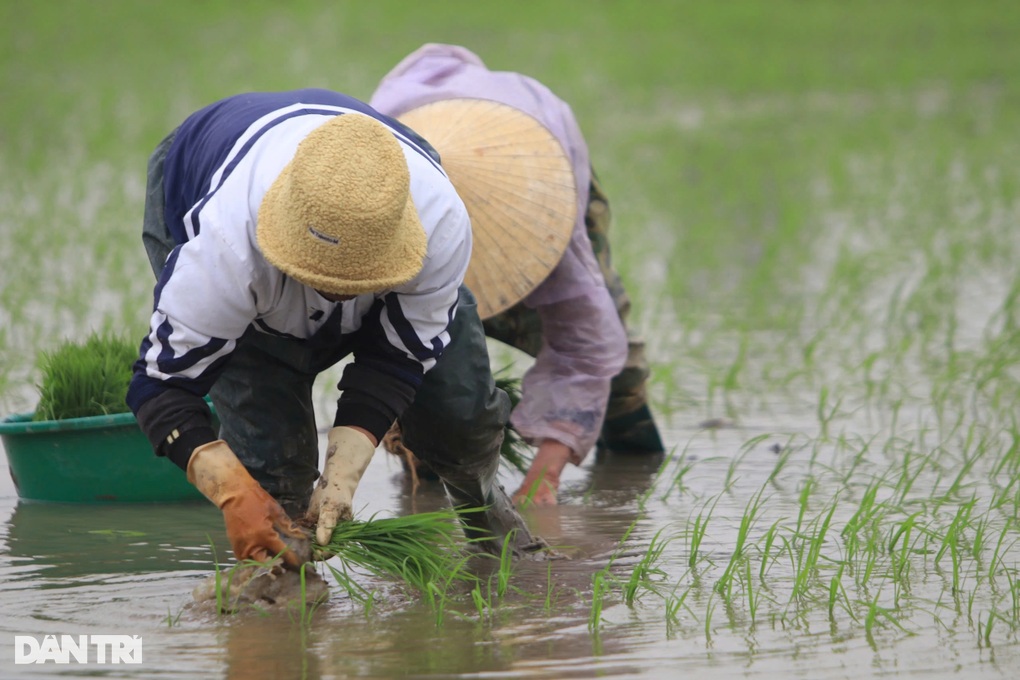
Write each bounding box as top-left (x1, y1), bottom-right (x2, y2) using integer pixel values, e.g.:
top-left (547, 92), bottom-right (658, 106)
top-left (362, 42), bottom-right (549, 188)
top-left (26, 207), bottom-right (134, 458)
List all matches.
top-left (370, 44), bottom-right (628, 461)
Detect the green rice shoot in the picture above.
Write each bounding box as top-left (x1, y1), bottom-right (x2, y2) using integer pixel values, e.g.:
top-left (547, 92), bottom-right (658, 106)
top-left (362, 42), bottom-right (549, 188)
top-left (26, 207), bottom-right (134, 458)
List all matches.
top-left (314, 509), bottom-right (480, 603)
top-left (33, 331), bottom-right (137, 421)
top-left (494, 370), bottom-right (531, 474)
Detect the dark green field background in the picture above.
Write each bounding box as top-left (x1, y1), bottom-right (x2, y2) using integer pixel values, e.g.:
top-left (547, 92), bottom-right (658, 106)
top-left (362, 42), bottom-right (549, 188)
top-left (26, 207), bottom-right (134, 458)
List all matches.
top-left (3, 0), bottom-right (1020, 408)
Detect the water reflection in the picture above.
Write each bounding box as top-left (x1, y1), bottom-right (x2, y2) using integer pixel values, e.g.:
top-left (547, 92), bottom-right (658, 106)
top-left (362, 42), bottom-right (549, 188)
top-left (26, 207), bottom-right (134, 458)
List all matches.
top-left (526, 449), bottom-right (666, 558)
top-left (388, 447), bottom-right (666, 562)
top-left (582, 447), bottom-right (666, 504)
top-left (0, 445), bottom-right (664, 588)
top-left (223, 614), bottom-right (323, 680)
top-left (2, 501), bottom-right (223, 582)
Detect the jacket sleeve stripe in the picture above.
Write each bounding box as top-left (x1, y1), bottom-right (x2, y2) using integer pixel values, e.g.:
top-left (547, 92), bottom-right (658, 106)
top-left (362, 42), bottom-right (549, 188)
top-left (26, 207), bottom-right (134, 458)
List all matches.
top-left (383, 292), bottom-right (445, 362)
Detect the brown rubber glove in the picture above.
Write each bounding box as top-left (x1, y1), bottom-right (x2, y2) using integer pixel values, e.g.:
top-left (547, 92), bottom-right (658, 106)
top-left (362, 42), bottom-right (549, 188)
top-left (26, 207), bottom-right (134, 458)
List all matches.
top-left (306, 426), bottom-right (376, 545)
top-left (187, 440), bottom-right (308, 569)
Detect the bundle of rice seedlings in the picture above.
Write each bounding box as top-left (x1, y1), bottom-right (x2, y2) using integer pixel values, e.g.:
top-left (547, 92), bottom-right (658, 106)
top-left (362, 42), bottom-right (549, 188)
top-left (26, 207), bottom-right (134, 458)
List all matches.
top-left (33, 331), bottom-right (138, 421)
top-left (493, 372), bottom-right (532, 474)
top-left (313, 509), bottom-right (481, 603)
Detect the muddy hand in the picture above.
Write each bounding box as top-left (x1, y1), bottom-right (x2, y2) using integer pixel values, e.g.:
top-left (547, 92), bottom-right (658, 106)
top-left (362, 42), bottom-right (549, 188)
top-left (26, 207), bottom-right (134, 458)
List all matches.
top-left (278, 524), bottom-right (312, 567)
top-left (512, 440), bottom-right (571, 507)
top-left (187, 440), bottom-right (309, 570)
top-left (306, 426), bottom-right (376, 544)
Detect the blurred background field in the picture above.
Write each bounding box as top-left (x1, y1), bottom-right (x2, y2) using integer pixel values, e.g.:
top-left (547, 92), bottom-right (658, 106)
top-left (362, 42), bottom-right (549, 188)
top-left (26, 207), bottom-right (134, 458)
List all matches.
top-left (3, 0), bottom-right (1018, 418)
top-left (3, 2), bottom-right (1020, 677)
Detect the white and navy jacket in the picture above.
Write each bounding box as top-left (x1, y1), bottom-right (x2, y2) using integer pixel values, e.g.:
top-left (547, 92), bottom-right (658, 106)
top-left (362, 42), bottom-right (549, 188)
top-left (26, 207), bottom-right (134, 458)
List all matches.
top-left (126, 90), bottom-right (471, 469)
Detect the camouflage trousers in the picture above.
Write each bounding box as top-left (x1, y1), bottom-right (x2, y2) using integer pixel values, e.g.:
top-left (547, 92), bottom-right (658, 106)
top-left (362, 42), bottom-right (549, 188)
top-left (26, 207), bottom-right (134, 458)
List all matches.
top-left (483, 169), bottom-right (663, 453)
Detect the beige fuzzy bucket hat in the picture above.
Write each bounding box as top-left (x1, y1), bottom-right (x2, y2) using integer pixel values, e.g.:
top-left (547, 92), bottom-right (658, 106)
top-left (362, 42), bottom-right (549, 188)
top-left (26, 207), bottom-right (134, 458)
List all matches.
top-left (257, 113), bottom-right (427, 295)
top-left (397, 98), bottom-right (576, 318)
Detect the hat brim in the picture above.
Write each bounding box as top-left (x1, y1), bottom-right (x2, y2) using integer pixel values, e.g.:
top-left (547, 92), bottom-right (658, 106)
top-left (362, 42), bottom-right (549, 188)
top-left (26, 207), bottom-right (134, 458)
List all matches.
top-left (398, 98), bottom-right (576, 319)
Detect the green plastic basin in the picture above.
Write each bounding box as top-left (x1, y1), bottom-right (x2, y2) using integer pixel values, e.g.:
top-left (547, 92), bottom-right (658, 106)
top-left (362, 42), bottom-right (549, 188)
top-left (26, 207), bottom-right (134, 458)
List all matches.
top-left (0, 409), bottom-right (205, 503)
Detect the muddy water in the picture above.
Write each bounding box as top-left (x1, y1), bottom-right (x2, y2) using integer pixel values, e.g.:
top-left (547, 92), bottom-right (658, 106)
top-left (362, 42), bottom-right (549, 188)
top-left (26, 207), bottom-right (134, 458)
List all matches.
top-left (1, 421), bottom-right (1017, 679)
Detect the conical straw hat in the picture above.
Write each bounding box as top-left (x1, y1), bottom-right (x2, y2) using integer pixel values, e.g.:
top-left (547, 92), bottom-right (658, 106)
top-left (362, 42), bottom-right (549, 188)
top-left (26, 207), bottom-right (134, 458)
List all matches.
top-left (398, 98), bottom-right (577, 319)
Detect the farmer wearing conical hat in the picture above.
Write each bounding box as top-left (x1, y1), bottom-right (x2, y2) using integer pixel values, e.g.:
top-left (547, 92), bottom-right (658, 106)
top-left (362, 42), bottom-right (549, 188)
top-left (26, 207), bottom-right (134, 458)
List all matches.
top-left (127, 89), bottom-right (543, 568)
top-left (370, 45), bottom-right (666, 506)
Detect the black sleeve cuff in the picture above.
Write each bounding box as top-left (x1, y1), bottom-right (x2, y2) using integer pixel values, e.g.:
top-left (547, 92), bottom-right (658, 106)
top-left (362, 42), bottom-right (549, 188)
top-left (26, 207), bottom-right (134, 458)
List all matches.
top-left (164, 426), bottom-right (218, 471)
top-left (333, 361), bottom-right (418, 442)
top-left (135, 389), bottom-right (217, 470)
top-left (333, 403), bottom-right (394, 443)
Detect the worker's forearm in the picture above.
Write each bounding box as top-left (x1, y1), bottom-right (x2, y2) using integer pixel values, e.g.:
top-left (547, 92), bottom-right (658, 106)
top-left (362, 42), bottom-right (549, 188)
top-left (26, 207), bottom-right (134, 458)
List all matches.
top-left (134, 388), bottom-right (217, 471)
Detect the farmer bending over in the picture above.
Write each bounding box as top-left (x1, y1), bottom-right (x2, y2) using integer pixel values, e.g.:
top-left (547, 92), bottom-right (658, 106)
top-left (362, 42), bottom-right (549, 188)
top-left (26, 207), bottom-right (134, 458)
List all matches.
top-left (370, 44), bottom-right (665, 506)
top-left (126, 90), bottom-right (542, 568)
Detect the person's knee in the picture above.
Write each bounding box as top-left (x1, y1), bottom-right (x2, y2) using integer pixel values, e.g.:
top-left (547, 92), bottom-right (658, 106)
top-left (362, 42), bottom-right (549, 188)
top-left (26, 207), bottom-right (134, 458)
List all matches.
top-left (402, 385), bottom-right (509, 470)
top-left (401, 284), bottom-right (510, 466)
top-left (404, 407), bottom-right (507, 465)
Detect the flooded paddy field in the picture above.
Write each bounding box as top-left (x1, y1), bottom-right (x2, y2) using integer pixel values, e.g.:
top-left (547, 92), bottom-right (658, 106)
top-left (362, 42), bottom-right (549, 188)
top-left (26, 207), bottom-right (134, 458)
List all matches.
top-left (2, 392), bottom-right (1020, 679)
top-left (3, 2), bottom-right (1020, 678)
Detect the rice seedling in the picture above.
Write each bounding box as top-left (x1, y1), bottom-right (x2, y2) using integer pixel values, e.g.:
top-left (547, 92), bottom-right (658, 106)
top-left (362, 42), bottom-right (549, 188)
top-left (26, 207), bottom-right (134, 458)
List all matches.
top-left (424, 581), bottom-right (450, 628)
top-left (621, 527), bottom-right (673, 606)
top-left (664, 586), bottom-right (693, 635)
top-left (790, 497), bottom-right (838, 602)
top-left (314, 509), bottom-right (480, 603)
top-left (967, 585), bottom-right (980, 625)
top-left (493, 533), bottom-right (517, 599)
top-left (792, 477), bottom-right (816, 539)
top-left (815, 386), bottom-right (844, 442)
top-left (164, 606), bottom-right (184, 628)
top-left (969, 512), bottom-right (991, 567)
top-left (604, 409), bottom-right (1020, 647)
top-left (936, 429), bottom-right (987, 504)
top-left (891, 445), bottom-right (933, 506)
top-left (687, 495), bottom-right (719, 570)
top-left (935, 499), bottom-right (974, 576)
top-left (990, 422), bottom-right (1020, 481)
top-left (722, 442), bottom-right (755, 492)
top-left (1006, 569), bottom-right (1020, 626)
top-left (887, 511), bottom-right (924, 588)
top-left (32, 330), bottom-right (137, 421)
top-left (588, 567), bottom-right (611, 634)
top-left (758, 519), bottom-right (783, 581)
top-left (704, 591), bottom-right (716, 644)
top-left (198, 536), bottom-right (242, 616)
top-left (286, 563), bottom-right (325, 630)
top-left (492, 370), bottom-right (533, 474)
top-left (827, 563), bottom-right (854, 622)
top-left (471, 580), bottom-right (494, 624)
top-left (987, 525), bottom-right (1017, 584)
top-left (743, 558), bottom-right (760, 626)
top-left (979, 610), bottom-right (1006, 649)
top-left (766, 439), bottom-right (796, 489)
top-left (840, 477), bottom-right (885, 568)
top-left (862, 588), bottom-right (914, 646)
top-left (715, 486), bottom-right (767, 599)
top-left (543, 561), bottom-right (555, 614)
